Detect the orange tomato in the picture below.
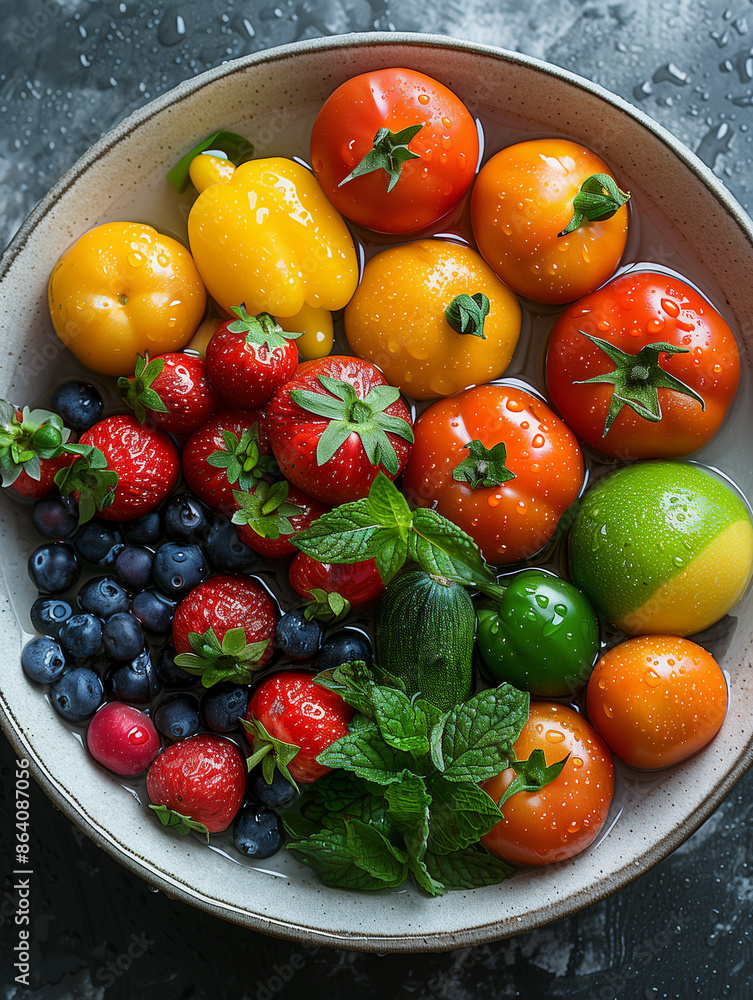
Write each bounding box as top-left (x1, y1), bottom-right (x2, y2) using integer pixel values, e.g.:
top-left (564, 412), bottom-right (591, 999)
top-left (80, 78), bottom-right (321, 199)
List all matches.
top-left (344, 239), bottom-right (521, 399)
top-left (585, 635), bottom-right (728, 769)
top-left (481, 702), bottom-right (615, 866)
top-left (471, 139), bottom-right (628, 304)
top-left (48, 222), bottom-right (207, 376)
top-left (401, 383), bottom-right (584, 564)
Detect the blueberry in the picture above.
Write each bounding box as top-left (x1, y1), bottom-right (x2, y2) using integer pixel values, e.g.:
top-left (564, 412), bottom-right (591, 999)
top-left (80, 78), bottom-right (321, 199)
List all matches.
top-left (58, 613), bottom-right (104, 659)
top-left (204, 517), bottom-right (257, 573)
top-left (275, 610), bottom-right (322, 662)
top-left (50, 667), bottom-right (104, 723)
top-left (153, 694), bottom-right (200, 741)
top-left (122, 510), bottom-right (162, 547)
top-left (233, 802), bottom-right (284, 859)
top-left (21, 636), bottom-right (67, 684)
top-left (113, 546), bottom-right (153, 591)
top-left (77, 576), bottom-right (130, 618)
top-left (102, 612), bottom-right (145, 661)
top-left (104, 649), bottom-right (160, 705)
top-left (51, 381), bottom-right (103, 433)
top-left (131, 589), bottom-right (178, 635)
top-left (317, 629), bottom-right (373, 671)
top-left (155, 644), bottom-right (195, 689)
top-left (161, 493), bottom-right (210, 541)
top-left (151, 541), bottom-right (208, 597)
top-left (28, 542), bottom-right (80, 594)
top-left (73, 520), bottom-right (125, 568)
top-left (30, 597), bottom-right (73, 639)
top-left (32, 496), bottom-right (79, 539)
top-left (200, 683), bottom-right (249, 733)
top-left (248, 766), bottom-right (298, 809)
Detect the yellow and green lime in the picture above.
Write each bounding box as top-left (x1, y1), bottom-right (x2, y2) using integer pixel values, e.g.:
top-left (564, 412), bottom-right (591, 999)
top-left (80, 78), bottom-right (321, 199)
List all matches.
top-left (568, 461), bottom-right (753, 636)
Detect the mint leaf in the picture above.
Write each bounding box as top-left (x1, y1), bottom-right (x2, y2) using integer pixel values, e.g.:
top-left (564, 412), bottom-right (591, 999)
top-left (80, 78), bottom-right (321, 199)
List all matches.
top-left (408, 507), bottom-right (496, 586)
top-left (281, 771), bottom-right (383, 840)
top-left (314, 660), bottom-right (406, 718)
top-left (344, 817), bottom-right (408, 885)
top-left (292, 499), bottom-right (381, 562)
top-left (427, 777), bottom-right (503, 855)
top-left (316, 723), bottom-right (416, 786)
top-left (371, 686), bottom-right (431, 756)
top-left (435, 686), bottom-right (530, 783)
top-left (424, 847), bottom-right (516, 889)
top-left (287, 828), bottom-right (400, 891)
top-left (365, 471), bottom-right (412, 529)
top-left (495, 749), bottom-right (570, 810)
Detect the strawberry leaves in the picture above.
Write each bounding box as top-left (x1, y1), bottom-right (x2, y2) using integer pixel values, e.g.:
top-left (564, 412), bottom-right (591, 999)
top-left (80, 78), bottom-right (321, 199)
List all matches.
top-left (241, 714), bottom-right (301, 792)
top-left (148, 804), bottom-right (210, 843)
top-left (0, 401), bottom-right (71, 487)
top-left (173, 626), bottom-right (270, 687)
top-left (289, 375), bottom-right (414, 476)
top-left (292, 472), bottom-right (495, 586)
top-left (54, 446), bottom-right (118, 524)
top-left (208, 423), bottom-right (276, 492)
top-left (285, 663), bottom-right (534, 895)
top-left (118, 354), bottom-right (169, 423)
top-left (231, 481), bottom-right (304, 539)
top-left (227, 305), bottom-right (303, 352)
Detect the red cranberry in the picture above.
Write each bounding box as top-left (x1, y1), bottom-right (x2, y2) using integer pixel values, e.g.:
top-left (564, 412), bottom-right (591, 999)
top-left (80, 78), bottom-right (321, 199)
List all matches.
top-left (87, 702), bottom-right (161, 776)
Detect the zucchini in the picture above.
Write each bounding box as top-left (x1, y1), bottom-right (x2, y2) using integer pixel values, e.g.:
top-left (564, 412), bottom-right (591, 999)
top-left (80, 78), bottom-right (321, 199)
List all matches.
top-left (374, 570), bottom-right (475, 711)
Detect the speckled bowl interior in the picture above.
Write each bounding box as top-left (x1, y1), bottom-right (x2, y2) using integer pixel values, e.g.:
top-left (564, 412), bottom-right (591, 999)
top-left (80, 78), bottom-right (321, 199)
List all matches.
top-left (1, 33), bottom-right (752, 952)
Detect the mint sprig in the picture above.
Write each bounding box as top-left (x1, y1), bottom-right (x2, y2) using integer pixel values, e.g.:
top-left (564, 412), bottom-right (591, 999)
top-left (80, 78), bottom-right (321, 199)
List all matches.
top-left (284, 664), bottom-right (536, 895)
top-left (292, 472), bottom-right (494, 586)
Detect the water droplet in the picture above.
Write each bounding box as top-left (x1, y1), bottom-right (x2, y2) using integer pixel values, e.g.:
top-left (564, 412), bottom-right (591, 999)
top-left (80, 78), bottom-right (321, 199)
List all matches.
top-left (546, 729), bottom-right (565, 743)
top-left (644, 668), bottom-right (661, 687)
top-left (418, 93), bottom-right (430, 105)
top-left (653, 62), bottom-right (689, 86)
top-left (487, 494), bottom-right (502, 508)
top-left (572, 757), bottom-right (584, 769)
top-left (128, 252), bottom-right (144, 267)
top-left (603, 705), bottom-right (614, 718)
top-left (158, 6), bottom-right (187, 46)
top-left (647, 317), bottom-right (665, 334)
top-left (506, 398), bottom-right (524, 412)
top-left (661, 297), bottom-right (680, 317)
top-left (531, 434), bottom-right (545, 448)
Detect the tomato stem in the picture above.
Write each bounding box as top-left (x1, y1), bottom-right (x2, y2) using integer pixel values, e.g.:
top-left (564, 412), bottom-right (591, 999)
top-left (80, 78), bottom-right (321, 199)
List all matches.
top-left (558, 173), bottom-right (630, 237)
top-left (338, 124), bottom-right (424, 193)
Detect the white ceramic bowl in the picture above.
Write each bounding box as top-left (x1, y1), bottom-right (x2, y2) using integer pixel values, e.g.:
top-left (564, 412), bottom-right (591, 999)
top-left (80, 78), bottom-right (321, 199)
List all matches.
top-left (2, 32), bottom-right (753, 952)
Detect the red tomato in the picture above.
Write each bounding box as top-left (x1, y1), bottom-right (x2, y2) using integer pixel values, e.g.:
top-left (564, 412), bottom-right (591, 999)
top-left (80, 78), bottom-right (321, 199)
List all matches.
top-left (401, 384), bottom-right (584, 565)
top-left (545, 271), bottom-right (740, 459)
top-left (289, 552), bottom-right (385, 609)
top-left (265, 356), bottom-right (413, 506)
top-left (310, 68), bottom-right (479, 234)
top-left (471, 139), bottom-right (628, 304)
top-left (246, 671), bottom-right (354, 783)
top-left (585, 635), bottom-right (728, 769)
top-left (481, 702), bottom-right (615, 865)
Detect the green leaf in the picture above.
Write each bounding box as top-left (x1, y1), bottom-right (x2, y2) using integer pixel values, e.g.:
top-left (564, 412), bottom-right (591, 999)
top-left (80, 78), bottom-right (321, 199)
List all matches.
top-left (291, 498), bottom-right (381, 563)
top-left (452, 439), bottom-right (516, 490)
top-left (287, 827), bottom-right (403, 891)
top-left (241, 714), bottom-right (300, 792)
top-left (371, 686), bottom-right (431, 756)
top-left (118, 354), bottom-right (168, 423)
top-left (338, 123), bottom-right (424, 193)
top-left (227, 305), bottom-right (303, 350)
top-left (495, 749), bottom-right (570, 810)
top-left (302, 588), bottom-right (351, 625)
top-left (344, 817), bottom-right (408, 883)
top-left (148, 804), bottom-right (210, 843)
top-left (174, 626), bottom-right (270, 687)
top-left (231, 481), bottom-right (304, 539)
top-left (407, 507), bottom-right (496, 586)
top-left (314, 660), bottom-right (406, 718)
top-left (426, 777), bottom-right (504, 855)
top-left (436, 685), bottom-right (530, 783)
top-left (558, 172), bottom-right (630, 236)
top-left (281, 771), bottom-right (382, 840)
top-left (445, 293), bottom-right (491, 339)
top-left (53, 447), bottom-right (118, 524)
top-left (316, 723), bottom-right (417, 786)
top-left (167, 129), bottom-right (255, 193)
top-left (423, 847), bottom-right (516, 889)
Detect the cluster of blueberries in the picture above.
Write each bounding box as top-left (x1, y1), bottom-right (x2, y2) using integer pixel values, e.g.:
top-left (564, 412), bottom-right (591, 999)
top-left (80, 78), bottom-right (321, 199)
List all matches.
top-left (20, 384), bottom-right (373, 859)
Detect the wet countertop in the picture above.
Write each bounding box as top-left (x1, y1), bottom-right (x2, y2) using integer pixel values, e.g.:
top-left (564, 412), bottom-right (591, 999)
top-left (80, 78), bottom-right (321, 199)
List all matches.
top-left (1, 2), bottom-right (752, 998)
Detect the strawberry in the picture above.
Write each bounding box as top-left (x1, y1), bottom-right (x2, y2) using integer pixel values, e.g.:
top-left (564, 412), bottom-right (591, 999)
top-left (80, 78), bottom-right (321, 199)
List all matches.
top-left (206, 306), bottom-right (302, 410)
top-left (12, 453), bottom-right (73, 499)
top-left (233, 481), bottom-right (330, 559)
top-left (118, 352), bottom-right (221, 434)
top-left (182, 406), bottom-right (274, 514)
top-left (265, 356), bottom-right (414, 505)
top-left (172, 573), bottom-right (277, 686)
top-left (289, 552), bottom-right (385, 610)
top-left (146, 733), bottom-right (246, 835)
top-left (243, 671), bottom-right (354, 785)
top-left (0, 401), bottom-right (79, 498)
top-left (58, 414), bottom-right (180, 523)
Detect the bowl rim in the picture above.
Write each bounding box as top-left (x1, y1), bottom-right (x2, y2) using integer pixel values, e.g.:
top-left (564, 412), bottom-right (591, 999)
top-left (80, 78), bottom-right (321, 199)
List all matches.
top-left (2, 29), bottom-right (753, 952)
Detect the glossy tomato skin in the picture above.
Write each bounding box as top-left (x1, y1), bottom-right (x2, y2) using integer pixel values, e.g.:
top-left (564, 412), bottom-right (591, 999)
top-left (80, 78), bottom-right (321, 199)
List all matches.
top-left (481, 702), bottom-right (614, 865)
top-left (471, 139), bottom-right (628, 304)
top-left (402, 384), bottom-right (584, 565)
top-left (265, 356), bottom-right (413, 505)
top-left (310, 68), bottom-right (479, 234)
top-left (546, 271), bottom-right (740, 459)
top-left (289, 553), bottom-right (386, 609)
top-left (585, 635), bottom-right (728, 769)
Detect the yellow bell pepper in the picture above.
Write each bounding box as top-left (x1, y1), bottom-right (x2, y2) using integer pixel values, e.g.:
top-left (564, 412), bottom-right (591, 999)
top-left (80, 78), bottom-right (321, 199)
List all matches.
top-left (186, 155), bottom-right (358, 355)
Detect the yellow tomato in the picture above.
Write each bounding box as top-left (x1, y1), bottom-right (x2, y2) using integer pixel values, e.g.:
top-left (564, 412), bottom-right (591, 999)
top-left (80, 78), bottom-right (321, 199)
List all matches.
top-left (344, 240), bottom-right (521, 399)
top-left (48, 222), bottom-right (207, 377)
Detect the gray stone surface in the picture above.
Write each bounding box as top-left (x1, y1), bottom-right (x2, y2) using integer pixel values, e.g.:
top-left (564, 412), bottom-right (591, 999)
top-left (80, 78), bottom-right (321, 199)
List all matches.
top-left (1, 1), bottom-right (752, 997)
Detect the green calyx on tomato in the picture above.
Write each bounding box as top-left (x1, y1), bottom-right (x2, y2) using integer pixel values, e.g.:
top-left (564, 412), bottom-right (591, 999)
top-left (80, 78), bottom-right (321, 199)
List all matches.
top-left (558, 172), bottom-right (631, 236)
top-left (338, 123), bottom-right (424, 193)
top-left (452, 439), bottom-right (515, 490)
top-left (289, 374), bottom-right (414, 474)
top-left (475, 569), bottom-right (600, 697)
top-left (493, 748), bottom-right (570, 810)
top-left (575, 331), bottom-right (705, 435)
top-left (445, 293), bottom-right (491, 339)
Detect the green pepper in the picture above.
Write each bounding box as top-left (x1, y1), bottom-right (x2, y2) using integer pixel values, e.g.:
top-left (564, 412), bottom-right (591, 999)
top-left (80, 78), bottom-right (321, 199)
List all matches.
top-left (476, 569), bottom-right (599, 697)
